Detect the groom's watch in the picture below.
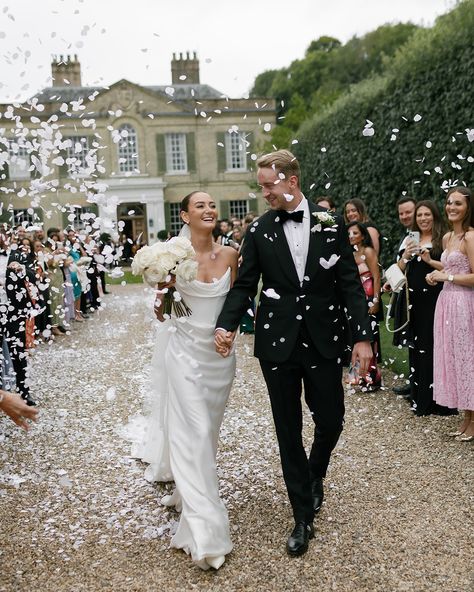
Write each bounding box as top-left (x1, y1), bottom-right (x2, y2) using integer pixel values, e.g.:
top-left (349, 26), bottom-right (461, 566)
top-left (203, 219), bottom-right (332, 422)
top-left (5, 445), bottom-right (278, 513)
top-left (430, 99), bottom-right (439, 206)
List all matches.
top-left (447, 274), bottom-right (454, 283)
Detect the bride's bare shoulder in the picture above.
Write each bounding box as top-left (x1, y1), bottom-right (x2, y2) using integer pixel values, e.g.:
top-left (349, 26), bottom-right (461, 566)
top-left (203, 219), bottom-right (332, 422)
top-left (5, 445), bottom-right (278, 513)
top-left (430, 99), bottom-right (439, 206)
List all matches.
top-left (215, 244), bottom-right (239, 262)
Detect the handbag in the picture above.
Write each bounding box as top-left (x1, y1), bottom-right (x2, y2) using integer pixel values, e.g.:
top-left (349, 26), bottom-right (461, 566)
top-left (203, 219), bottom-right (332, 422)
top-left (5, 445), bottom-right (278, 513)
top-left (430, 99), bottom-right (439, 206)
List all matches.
top-left (385, 279), bottom-right (410, 334)
top-left (384, 263), bottom-right (406, 293)
top-left (361, 273), bottom-right (374, 298)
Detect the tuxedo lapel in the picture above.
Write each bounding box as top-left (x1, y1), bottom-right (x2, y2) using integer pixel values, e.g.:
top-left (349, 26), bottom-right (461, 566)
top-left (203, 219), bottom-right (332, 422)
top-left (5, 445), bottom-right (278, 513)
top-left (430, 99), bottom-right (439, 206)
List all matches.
top-left (269, 211), bottom-right (301, 287)
top-left (304, 200), bottom-right (324, 282)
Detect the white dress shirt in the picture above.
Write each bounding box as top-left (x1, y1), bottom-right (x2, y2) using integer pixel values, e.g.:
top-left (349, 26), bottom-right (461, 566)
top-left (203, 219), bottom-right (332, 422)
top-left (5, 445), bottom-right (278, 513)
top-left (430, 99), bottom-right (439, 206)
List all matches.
top-left (281, 197), bottom-right (310, 285)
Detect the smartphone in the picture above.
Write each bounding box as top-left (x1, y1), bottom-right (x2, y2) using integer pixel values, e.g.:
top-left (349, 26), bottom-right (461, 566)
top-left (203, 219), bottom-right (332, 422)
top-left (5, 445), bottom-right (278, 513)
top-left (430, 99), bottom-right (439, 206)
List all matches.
top-left (407, 231), bottom-right (420, 245)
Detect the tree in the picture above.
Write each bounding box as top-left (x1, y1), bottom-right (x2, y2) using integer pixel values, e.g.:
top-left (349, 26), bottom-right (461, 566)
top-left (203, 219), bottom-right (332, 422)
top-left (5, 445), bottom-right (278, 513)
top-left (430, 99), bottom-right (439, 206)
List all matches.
top-left (294, 1), bottom-right (474, 265)
top-left (249, 23), bottom-right (420, 149)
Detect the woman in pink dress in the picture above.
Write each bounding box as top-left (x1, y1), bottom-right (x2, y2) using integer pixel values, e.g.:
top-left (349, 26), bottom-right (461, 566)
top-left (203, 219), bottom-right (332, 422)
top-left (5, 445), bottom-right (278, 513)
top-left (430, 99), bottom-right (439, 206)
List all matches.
top-left (426, 186), bottom-right (474, 441)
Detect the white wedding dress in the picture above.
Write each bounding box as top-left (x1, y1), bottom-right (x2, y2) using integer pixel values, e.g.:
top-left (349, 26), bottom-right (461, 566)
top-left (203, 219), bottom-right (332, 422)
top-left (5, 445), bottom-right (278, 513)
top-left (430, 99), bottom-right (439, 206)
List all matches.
top-left (130, 267), bottom-right (235, 570)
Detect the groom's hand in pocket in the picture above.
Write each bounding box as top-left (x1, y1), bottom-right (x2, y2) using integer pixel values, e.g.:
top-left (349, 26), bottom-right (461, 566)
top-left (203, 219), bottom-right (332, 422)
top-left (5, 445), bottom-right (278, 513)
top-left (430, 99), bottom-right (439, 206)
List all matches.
top-left (215, 329), bottom-right (236, 357)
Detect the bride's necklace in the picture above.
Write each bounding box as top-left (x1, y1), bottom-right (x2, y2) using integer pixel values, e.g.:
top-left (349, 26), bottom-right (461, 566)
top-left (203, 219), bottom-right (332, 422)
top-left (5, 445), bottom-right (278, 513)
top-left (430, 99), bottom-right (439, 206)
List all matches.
top-left (196, 246), bottom-right (217, 261)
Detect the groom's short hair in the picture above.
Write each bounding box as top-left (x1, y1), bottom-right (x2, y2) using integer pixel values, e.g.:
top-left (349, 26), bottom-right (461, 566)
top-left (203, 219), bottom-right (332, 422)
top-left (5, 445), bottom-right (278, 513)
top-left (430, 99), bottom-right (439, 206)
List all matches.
top-left (257, 150), bottom-right (301, 186)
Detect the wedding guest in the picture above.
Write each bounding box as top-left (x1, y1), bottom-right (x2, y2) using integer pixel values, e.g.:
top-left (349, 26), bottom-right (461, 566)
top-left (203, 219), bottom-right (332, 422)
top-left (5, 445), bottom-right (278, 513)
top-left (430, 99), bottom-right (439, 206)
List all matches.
top-left (230, 226), bottom-right (243, 248)
top-left (32, 228), bottom-right (45, 243)
top-left (343, 198), bottom-right (382, 256)
top-left (217, 219), bottom-right (233, 246)
top-left (32, 240), bottom-right (52, 340)
top-left (45, 229), bottom-right (67, 336)
top-left (242, 212), bottom-right (257, 233)
top-left (427, 186), bottom-right (474, 440)
top-left (66, 229), bottom-right (85, 322)
top-left (97, 233), bottom-right (113, 295)
top-left (0, 389), bottom-right (39, 430)
top-left (315, 196), bottom-right (337, 212)
top-left (0, 231), bottom-right (10, 387)
top-left (347, 222), bottom-right (382, 390)
top-left (5, 254), bottom-right (36, 405)
top-left (397, 200), bottom-right (453, 416)
top-left (82, 236), bottom-right (101, 312)
top-left (396, 197), bottom-right (417, 252)
top-left (17, 238), bottom-right (38, 349)
top-left (390, 196), bottom-right (417, 397)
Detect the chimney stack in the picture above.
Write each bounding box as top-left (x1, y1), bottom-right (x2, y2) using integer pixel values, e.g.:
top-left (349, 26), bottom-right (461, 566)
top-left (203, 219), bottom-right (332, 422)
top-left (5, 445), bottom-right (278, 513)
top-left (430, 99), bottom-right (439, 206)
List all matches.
top-left (171, 51), bottom-right (200, 84)
top-left (51, 54), bottom-right (82, 87)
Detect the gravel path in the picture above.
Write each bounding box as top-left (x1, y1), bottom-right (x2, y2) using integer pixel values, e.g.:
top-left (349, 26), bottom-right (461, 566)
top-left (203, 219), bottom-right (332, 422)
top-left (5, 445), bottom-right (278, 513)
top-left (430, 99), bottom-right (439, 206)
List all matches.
top-left (0, 284), bottom-right (472, 592)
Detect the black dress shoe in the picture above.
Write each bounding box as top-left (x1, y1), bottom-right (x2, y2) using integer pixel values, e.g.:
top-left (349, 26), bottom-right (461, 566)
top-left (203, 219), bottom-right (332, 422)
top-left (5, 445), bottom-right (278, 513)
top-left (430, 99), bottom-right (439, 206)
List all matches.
top-left (286, 521), bottom-right (314, 557)
top-left (393, 384), bottom-right (411, 397)
top-left (311, 477), bottom-right (324, 513)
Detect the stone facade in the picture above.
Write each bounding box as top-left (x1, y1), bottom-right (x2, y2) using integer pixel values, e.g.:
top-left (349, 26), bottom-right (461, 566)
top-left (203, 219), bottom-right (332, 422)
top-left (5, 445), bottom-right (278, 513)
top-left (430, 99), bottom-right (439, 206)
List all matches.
top-left (0, 54), bottom-right (275, 243)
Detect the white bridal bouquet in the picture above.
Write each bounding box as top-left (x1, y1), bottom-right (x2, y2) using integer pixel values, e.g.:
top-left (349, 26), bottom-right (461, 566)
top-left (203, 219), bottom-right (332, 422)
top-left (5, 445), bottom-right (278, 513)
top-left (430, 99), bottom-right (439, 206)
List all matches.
top-left (131, 236), bottom-right (198, 317)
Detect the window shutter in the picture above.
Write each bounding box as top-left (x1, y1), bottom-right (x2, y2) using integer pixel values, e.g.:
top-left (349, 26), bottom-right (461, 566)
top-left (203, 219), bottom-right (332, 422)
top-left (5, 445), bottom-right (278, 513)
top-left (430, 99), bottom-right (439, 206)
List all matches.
top-left (245, 131), bottom-right (254, 171)
top-left (58, 150), bottom-right (69, 178)
top-left (61, 210), bottom-right (70, 229)
top-left (186, 132), bottom-right (196, 173)
top-left (219, 200), bottom-right (230, 220)
top-left (156, 134), bottom-right (166, 175)
top-left (216, 132), bottom-right (226, 172)
top-left (0, 161), bottom-right (9, 181)
top-left (164, 201), bottom-right (171, 231)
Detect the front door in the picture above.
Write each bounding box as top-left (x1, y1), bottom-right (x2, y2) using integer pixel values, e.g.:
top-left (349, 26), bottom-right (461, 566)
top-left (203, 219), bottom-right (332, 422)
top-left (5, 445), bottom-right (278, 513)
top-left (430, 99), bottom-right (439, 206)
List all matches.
top-left (117, 203), bottom-right (148, 247)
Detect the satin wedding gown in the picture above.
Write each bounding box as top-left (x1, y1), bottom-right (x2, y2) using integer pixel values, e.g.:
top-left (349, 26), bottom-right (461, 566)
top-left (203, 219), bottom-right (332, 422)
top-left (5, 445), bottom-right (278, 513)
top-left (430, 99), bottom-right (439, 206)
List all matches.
top-left (130, 267), bottom-right (235, 570)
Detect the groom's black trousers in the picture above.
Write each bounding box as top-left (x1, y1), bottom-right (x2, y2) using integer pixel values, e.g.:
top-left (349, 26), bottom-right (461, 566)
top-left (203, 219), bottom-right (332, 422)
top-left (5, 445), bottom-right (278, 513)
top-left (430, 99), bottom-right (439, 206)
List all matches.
top-left (259, 323), bottom-right (344, 524)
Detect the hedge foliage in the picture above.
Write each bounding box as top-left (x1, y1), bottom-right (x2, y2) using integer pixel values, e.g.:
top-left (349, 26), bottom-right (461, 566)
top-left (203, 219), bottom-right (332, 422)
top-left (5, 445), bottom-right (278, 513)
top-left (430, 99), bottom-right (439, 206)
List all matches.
top-left (294, 0), bottom-right (474, 265)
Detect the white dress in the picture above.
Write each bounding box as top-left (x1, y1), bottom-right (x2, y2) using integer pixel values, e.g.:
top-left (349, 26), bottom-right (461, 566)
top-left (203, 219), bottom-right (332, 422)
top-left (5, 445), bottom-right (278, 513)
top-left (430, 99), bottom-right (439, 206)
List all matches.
top-left (131, 267), bottom-right (235, 570)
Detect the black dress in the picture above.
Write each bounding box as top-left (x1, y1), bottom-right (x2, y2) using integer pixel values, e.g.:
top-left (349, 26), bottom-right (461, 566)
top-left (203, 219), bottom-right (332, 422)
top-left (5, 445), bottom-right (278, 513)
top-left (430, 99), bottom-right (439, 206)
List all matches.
top-left (406, 254), bottom-right (453, 416)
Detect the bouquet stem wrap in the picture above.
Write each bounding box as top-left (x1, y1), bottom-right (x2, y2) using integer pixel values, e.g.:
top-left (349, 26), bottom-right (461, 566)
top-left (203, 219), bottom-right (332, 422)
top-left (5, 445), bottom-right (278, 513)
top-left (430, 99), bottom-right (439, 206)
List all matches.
top-left (160, 285), bottom-right (192, 318)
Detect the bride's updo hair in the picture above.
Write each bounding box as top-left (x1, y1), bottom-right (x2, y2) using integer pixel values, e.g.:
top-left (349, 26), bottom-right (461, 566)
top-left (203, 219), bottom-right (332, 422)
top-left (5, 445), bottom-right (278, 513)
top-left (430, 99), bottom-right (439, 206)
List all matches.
top-left (180, 191), bottom-right (201, 213)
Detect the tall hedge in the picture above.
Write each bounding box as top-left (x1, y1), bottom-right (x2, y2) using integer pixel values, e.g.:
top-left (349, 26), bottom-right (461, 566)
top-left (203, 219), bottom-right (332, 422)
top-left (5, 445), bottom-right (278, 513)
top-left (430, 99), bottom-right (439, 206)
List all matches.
top-left (295, 0), bottom-right (474, 264)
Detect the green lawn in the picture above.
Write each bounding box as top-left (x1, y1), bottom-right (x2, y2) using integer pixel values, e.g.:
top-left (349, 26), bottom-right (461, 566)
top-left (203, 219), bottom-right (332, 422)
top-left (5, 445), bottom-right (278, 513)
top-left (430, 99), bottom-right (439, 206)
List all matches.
top-left (106, 269), bottom-right (143, 285)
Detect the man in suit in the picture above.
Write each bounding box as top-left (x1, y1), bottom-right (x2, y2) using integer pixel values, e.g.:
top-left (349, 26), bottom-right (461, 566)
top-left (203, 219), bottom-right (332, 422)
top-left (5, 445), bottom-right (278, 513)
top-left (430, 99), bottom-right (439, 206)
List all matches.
top-left (215, 150), bottom-right (373, 556)
top-left (390, 196), bottom-right (416, 397)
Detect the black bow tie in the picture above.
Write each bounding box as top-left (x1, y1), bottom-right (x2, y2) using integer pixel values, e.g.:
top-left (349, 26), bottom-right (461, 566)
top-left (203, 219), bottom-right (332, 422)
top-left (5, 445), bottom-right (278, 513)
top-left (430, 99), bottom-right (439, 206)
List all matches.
top-left (277, 210), bottom-right (304, 224)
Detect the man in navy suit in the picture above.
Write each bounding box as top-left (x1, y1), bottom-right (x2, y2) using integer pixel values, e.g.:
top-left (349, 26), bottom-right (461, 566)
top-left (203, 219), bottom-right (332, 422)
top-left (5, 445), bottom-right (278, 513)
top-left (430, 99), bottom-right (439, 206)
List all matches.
top-left (215, 150), bottom-right (373, 556)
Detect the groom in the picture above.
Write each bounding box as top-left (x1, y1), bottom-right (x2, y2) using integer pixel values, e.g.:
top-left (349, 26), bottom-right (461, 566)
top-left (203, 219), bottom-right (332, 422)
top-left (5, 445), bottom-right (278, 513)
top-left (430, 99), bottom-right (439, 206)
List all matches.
top-left (215, 149), bottom-right (373, 556)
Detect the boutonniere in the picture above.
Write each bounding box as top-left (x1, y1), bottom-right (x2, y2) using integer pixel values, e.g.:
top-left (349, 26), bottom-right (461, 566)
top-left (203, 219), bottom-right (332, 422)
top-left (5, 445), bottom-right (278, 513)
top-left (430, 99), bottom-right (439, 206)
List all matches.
top-left (311, 211), bottom-right (337, 233)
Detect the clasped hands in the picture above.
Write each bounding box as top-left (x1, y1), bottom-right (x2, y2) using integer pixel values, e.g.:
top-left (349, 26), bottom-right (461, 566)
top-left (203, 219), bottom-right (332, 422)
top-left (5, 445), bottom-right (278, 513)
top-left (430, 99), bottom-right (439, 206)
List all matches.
top-left (214, 329), bottom-right (236, 357)
top-left (426, 270), bottom-right (446, 286)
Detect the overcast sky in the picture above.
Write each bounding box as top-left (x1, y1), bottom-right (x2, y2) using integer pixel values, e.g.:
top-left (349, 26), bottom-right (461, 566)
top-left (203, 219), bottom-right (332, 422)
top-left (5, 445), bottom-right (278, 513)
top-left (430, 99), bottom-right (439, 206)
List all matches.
top-left (0, 0), bottom-right (455, 102)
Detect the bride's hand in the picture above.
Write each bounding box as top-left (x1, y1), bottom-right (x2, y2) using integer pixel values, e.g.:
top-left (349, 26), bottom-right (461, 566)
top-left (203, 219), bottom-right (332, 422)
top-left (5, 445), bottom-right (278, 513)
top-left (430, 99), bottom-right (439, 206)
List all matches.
top-left (215, 329), bottom-right (236, 357)
top-left (154, 276), bottom-right (176, 322)
top-left (157, 275), bottom-right (176, 292)
top-left (153, 297), bottom-right (165, 322)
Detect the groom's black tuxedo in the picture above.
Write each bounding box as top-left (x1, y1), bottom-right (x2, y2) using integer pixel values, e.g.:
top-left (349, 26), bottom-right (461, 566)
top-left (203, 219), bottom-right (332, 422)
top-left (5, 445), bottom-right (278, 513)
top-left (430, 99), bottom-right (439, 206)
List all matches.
top-left (217, 201), bottom-right (371, 360)
top-left (217, 199), bottom-right (372, 524)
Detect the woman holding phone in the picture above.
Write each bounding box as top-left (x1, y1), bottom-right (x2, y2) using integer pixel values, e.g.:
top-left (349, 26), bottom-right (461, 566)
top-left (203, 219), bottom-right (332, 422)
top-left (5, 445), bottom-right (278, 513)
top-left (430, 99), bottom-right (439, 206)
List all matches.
top-left (397, 200), bottom-right (453, 416)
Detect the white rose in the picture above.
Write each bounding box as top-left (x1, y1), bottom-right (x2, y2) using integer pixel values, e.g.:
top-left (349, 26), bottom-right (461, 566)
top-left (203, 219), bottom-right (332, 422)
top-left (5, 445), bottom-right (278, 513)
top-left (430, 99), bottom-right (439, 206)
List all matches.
top-left (149, 241), bottom-right (165, 255)
top-left (175, 259), bottom-right (198, 282)
top-left (158, 251), bottom-right (179, 272)
top-left (131, 246), bottom-right (155, 274)
top-left (143, 264), bottom-right (168, 286)
top-left (170, 236), bottom-right (195, 260)
top-left (166, 239), bottom-right (188, 261)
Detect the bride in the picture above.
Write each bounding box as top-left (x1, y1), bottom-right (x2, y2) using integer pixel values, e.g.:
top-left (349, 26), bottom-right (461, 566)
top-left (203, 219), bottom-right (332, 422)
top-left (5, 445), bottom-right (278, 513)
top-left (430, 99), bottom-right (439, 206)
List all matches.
top-left (131, 191), bottom-right (238, 570)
